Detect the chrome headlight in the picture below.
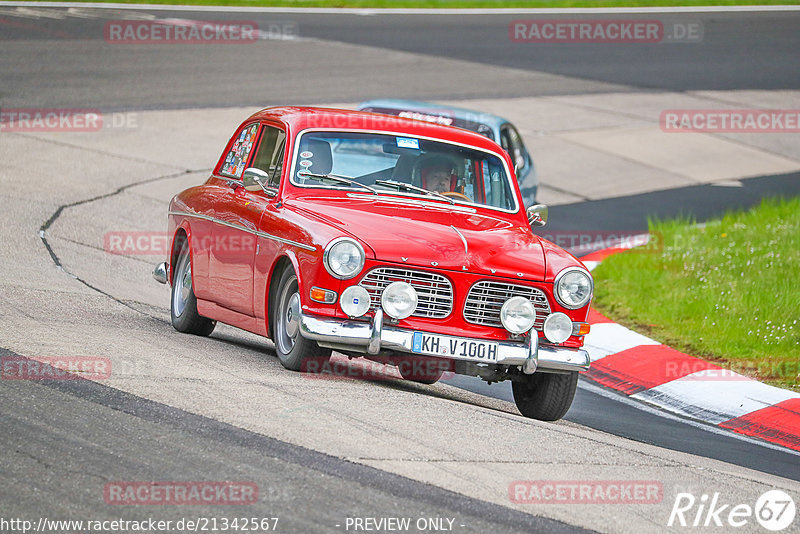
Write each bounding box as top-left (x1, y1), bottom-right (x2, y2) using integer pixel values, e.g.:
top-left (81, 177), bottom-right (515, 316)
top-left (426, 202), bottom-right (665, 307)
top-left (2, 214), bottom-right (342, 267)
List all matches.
top-left (500, 296), bottom-right (536, 334)
top-left (323, 238), bottom-right (365, 280)
top-left (543, 312), bottom-right (573, 344)
top-left (554, 267), bottom-right (593, 309)
top-left (381, 281), bottom-right (417, 320)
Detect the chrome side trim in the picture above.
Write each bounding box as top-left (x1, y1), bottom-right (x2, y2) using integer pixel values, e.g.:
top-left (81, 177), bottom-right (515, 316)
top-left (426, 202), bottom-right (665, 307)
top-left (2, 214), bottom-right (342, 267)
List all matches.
top-left (168, 210), bottom-right (316, 252)
top-left (298, 311), bottom-right (590, 373)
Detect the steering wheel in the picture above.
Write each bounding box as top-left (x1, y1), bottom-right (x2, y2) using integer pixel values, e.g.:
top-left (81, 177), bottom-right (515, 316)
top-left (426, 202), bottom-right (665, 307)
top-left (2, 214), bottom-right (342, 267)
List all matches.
top-left (439, 191), bottom-right (471, 202)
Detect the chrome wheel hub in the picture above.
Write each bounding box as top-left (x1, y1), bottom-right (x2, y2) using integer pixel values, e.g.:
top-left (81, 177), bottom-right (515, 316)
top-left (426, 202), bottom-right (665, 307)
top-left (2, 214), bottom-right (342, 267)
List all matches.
top-left (172, 252), bottom-right (191, 318)
top-left (285, 293), bottom-right (300, 338)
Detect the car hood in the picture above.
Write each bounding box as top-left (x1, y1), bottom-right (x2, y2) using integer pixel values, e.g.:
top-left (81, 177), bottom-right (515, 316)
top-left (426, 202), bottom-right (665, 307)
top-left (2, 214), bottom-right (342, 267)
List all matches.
top-left (287, 196), bottom-right (547, 281)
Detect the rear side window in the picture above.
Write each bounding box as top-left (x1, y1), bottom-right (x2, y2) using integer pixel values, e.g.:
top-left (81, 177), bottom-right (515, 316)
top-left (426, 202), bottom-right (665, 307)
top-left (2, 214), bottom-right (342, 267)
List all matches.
top-left (220, 123), bottom-right (259, 178)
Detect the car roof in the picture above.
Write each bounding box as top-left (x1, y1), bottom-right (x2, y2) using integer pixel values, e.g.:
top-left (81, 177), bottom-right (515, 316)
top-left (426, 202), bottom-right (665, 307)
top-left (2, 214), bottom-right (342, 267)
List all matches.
top-left (245, 106), bottom-right (507, 154)
top-left (357, 99), bottom-right (510, 130)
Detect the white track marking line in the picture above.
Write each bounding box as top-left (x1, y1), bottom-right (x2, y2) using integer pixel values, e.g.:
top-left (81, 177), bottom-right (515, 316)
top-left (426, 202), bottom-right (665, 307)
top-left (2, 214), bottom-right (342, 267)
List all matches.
top-left (156, 18), bottom-right (300, 40)
top-left (632, 370), bottom-right (800, 424)
top-left (578, 379), bottom-right (800, 457)
top-left (583, 322), bottom-right (660, 362)
top-left (2, 2), bottom-right (800, 14)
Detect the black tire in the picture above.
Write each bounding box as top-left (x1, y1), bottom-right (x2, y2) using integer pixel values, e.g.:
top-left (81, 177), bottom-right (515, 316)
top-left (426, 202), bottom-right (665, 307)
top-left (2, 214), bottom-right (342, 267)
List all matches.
top-left (396, 356), bottom-right (446, 384)
top-left (170, 241), bottom-right (216, 336)
top-left (272, 268), bottom-right (330, 371)
top-left (512, 371), bottom-right (578, 421)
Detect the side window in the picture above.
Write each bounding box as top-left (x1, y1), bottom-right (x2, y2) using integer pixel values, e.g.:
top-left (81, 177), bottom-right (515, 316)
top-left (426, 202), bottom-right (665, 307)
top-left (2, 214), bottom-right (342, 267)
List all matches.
top-left (499, 128), bottom-right (511, 151)
top-left (250, 125), bottom-right (287, 189)
top-left (501, 125), bottom-right (526, 172)
top-left (221, 123), bottom-right (259, 179)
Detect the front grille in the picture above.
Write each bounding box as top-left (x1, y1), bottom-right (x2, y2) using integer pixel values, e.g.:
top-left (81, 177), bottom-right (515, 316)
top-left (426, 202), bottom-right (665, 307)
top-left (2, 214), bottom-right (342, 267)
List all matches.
top-left (464, 281), bottom-right (551, 330)
top-left (359, 267), bottom-right (453, 319)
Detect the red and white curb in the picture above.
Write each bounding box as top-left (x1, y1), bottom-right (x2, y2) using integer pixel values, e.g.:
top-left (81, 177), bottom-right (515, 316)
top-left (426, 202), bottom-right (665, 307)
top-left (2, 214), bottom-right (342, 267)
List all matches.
top-left (578, 241), bottom-right (800, 453)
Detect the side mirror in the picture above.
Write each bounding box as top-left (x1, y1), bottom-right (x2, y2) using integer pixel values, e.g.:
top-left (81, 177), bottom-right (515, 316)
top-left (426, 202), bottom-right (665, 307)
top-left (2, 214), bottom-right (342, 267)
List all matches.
top-left (527, 204), bottom-right (548, 228)
top-left (242, 167), bottom-right (273, 194)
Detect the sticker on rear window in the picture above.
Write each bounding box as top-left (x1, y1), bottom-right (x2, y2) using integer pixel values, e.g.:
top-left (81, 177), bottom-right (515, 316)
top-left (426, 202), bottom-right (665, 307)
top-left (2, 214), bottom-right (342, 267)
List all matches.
top-left (222, 124), bottom-right (259, 178)
top-left (396, 137), bottom-right (419, 149)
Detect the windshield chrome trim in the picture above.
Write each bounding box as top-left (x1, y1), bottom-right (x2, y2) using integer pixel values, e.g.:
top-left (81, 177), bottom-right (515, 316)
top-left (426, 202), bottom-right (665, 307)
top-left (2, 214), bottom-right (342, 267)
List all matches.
top-left (287, 128), bottom-right (520, 214)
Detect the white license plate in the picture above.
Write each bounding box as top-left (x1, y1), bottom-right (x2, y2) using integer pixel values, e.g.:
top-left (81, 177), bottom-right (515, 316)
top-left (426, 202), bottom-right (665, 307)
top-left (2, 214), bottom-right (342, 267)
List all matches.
top-left (412, 332), bottom-right (498, 362)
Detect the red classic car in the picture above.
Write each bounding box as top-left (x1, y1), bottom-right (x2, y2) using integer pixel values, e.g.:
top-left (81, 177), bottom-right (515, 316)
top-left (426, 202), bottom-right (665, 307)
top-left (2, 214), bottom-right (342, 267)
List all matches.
top-left (153, 107), bottom-right (593, 421)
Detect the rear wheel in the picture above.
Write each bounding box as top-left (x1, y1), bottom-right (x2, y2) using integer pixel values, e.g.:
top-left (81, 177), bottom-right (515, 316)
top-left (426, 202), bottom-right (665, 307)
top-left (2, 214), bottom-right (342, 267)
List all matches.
top-left (273, 268), bottom-right (330, 371)
top-left (512, 371), bottom-right (578, 421)
top-left (170, 241), bottom-right (216, 336)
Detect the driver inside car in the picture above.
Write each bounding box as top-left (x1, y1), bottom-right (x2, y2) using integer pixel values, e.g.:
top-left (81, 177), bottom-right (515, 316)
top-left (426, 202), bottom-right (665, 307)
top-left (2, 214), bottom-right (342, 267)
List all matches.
top-left (426, 167), bottom-right (453, 194)
top-left (413, 155), bottom-right (472, 202)
top-left (420, 156), bottom-right (456, 193)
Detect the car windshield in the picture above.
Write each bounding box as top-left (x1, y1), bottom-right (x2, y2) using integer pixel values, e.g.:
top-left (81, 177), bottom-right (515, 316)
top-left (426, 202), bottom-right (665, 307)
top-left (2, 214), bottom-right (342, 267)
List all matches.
top-left (291, 131), bottom-right (517, 211)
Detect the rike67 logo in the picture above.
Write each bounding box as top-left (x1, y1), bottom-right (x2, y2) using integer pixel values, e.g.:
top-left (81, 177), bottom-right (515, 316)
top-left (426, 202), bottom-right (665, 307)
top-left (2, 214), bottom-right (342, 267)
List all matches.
top-left (668, 490), bottom-right (796, 531)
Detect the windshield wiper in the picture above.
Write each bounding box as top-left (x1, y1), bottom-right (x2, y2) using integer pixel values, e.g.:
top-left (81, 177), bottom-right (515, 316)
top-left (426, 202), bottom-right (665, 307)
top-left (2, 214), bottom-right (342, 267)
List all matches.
top-left (373, 180), bottom-right (455, 204)
top-left (297, 171), bottom-right (378, 195)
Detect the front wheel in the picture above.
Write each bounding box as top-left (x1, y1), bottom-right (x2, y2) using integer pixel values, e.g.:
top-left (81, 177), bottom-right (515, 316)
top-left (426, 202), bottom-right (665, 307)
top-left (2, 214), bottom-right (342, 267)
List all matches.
top-left (512, 371), bottom-right (578, 421)
top-left (170, 240), bottom-right (216, 336)
top-left (273, 268), bottom-right (330, 371)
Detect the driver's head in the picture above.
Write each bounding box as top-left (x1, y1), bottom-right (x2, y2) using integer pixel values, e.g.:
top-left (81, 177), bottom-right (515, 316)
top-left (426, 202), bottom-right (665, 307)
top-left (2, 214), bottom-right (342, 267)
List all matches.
top-left (422, 157), bottom-right (453, 192)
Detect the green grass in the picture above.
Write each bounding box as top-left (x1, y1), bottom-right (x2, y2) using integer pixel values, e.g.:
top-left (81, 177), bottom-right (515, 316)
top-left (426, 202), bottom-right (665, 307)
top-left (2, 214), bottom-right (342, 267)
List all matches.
top-left (25, 0), bottom-right (800, 8)
top-left (592, 197), bottom-right (800, 392)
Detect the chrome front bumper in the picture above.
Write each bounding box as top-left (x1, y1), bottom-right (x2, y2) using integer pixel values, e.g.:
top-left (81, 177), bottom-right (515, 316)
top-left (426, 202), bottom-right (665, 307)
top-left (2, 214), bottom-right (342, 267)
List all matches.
top-left (153, 262), bottom-right (168, 284)
top-left (299, 310), bottom-right (590, 374)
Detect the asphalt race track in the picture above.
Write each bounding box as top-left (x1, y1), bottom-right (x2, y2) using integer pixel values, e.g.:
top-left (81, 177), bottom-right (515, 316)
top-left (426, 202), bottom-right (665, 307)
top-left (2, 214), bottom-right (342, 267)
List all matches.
top-left (1, 5), bottom-right (799, 533)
